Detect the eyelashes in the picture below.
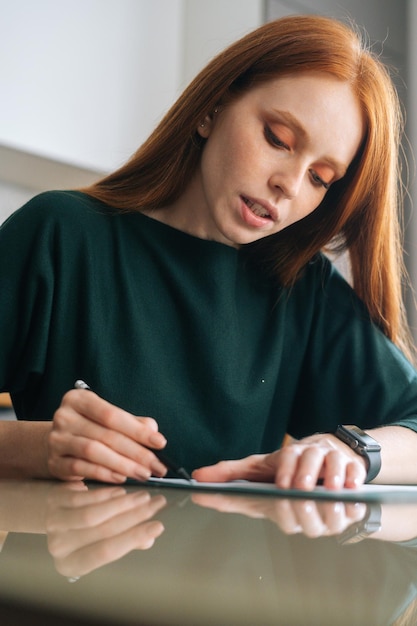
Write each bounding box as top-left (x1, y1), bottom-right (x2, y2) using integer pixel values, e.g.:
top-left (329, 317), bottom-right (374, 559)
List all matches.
top-left (264, 124), bottom-right (289, 150)
top-left (309, 170), bottom-right (331, 190)
top-left (263, 124), bottom-right (331, 190)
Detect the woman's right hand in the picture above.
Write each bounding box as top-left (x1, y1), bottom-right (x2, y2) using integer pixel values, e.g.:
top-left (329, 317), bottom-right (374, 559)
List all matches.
top-left (47, 388), bottom-right (168, 483)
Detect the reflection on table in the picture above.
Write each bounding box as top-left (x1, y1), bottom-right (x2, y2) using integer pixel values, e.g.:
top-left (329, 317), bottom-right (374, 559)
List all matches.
top-left (1, 479), bottom-right (417, 625)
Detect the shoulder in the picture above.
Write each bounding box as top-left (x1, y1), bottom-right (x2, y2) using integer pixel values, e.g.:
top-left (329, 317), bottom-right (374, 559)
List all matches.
top-left (288, 253), bottom-right (375, 332)
top-left (302, 253), bottom-right (362, 303)
top-left (291, 253), bottom-right (353, 301)
top-left (3, 190), bottom-right (107, 228)
top-left (302, 252), bottom-right (345, 284)
top-left (1, 191), bottom-right (117, 248)
top-left (0, 192), bottom-right (123, 277)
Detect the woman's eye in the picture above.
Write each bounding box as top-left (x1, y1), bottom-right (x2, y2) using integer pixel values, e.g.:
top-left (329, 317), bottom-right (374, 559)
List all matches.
top-left (310, 169), bottom-right (331, 190)
top-left (264, 125), bottom-right (289, 150)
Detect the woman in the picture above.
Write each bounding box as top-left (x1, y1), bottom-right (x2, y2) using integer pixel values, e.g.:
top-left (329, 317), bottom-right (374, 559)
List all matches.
top-left (1, 15), bottom-right (417, 489)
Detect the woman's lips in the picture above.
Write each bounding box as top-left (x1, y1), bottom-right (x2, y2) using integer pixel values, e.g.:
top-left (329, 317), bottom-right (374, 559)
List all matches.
top-left (243, 197), bottom-right (270, 218)
top-left (241, 196), bottom-right (277, 221)
top-left (240, 195), bottom-right (278, 229)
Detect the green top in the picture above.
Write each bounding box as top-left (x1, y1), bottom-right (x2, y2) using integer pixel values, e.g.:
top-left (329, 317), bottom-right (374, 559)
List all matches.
top-left (1, 190), bottom-right (417, 471)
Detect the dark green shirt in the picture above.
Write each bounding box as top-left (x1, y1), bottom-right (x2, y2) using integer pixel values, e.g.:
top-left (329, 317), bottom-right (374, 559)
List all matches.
top-left (1, 191), bottom-right (417, 470)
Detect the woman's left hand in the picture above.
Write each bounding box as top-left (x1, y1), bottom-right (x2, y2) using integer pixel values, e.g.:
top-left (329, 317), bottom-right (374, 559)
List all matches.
top-left (192, 433), bottom-right (367, 490)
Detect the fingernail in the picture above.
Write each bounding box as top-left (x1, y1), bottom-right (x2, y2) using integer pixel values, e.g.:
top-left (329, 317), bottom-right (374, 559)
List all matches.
top-left (299, 474), bottom-right (313, 488)
top-left (109, 487), bottom-right (128, 496)
top-left (135, 467), bottom-right (152, 481)
top-left (111, 473), bottom-right (127, 483)
top-left (148, 520), bottom-right (165, 537)
top-left (149, 433), bottom-right (166, 447)
top-left (332, 475), bottom-right (342, 488)
top-left (151, 461), bottom-right (168, 477)
top-left (275, 474), bottom-right (291, 489)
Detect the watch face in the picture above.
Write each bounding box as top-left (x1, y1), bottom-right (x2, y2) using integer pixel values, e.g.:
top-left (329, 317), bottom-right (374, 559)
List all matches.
top-left (336, 426), bottom-right (381, 452)
top-left (335, 425), bottom-right (382, 483)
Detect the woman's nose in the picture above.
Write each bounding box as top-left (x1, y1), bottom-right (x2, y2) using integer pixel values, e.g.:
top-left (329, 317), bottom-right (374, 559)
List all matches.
top-left (269, 161), bottom-right (304, 199)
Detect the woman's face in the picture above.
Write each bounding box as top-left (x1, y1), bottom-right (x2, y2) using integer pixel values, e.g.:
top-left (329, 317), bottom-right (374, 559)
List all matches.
top-left (171, 71), bottom-right (364, 246)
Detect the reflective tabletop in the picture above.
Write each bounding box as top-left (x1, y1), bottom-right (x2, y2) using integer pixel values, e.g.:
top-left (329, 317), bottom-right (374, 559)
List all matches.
top-left (1, 479), bottom-right (417, 625)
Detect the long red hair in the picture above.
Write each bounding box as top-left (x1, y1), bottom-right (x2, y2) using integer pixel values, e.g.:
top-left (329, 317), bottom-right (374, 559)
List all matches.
top-left (82, 15), bottom-right (414, 361)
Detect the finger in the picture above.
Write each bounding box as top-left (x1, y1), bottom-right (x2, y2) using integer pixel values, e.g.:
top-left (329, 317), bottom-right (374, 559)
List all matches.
top-left (290, 446), bottom-right (329, 490)
top-left (344, 502), bottom-right (367, 523)
top-left (269, 498), bottom-right (306, 534)
top-left (192, 454), bottom-right (270, 483)
top-left (59, 390), bottom-right (167, 449)
top-left (49, 427), bottom-right (167, 482)
top-left (54, 520), bottom-right (165, 578)
top-left (290, 500), bottom-right (328, 538)
top-left (49, 454), bottom-right (127, 484)
top-left (48, 482), bottom-right (89, 497)
top-left (318, 501), bottom-right (367, 536)
top-left (320, 449), bottom-right (345, 490)
top-left (317, 501), bottom-right (350, 535)
top-left (345, 459), bottom-right (367, 488)
top-left (53, 403), bottom-right (168, 474)
top-left (47, 488), bottom-right (152, 533)
top-left (51, 399), bottom-right (168, 480)
top-left (191, 493), bottom-right (267, 519)
top-left (48, 493), bottom-right (167, 558)
top-left (47, 442), bottom-right (130, 483)
top-left (321, 451), bottom-right (366, 489)
top-left (274, 446), bottom-right (304, 489)
top-left (47, 484), bottom-right (125, 511)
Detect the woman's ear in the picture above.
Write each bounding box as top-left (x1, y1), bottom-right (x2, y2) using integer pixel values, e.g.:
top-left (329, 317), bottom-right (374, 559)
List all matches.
top-left (197, 107), bottom-right (220, 138)
top-left (197, 114), bottom-right (213, 138)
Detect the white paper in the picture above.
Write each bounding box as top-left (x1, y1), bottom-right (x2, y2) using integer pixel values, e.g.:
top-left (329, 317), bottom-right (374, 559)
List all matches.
top-left (131, 477), bottom-right (417, 502)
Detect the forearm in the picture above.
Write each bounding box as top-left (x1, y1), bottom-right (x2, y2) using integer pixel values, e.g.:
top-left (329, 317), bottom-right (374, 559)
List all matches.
top-left (0, 420), bottom-right (52, 479)
top-left (367, 425), bottom-right (417, 484)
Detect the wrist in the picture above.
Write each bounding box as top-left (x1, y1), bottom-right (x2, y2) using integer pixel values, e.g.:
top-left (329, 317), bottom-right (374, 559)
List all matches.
top-left (0, 421), bottom-right (53, 479)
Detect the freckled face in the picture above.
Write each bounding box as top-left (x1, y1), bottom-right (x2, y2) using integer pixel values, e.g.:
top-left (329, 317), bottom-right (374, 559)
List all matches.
top-left (180, 72), bottom-right (364, 246)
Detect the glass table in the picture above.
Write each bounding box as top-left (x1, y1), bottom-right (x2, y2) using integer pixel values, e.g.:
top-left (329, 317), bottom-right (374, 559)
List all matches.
top-left (1, 479), bottom-right (417, 625)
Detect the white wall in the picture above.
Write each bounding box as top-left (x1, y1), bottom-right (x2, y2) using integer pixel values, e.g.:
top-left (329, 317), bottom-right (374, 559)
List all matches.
top-left (0, 144), bottom-right (101, 223)
top-left (0, 0), bottom-right (184, 172)
top-left (1, 0), bottom-right (264, 173)
top-left (182, 0), bottom-right (265, 87)
top-left (0, 182), bottom-right (34, 224)
top-left (0, 0), bottom-right (263, 222)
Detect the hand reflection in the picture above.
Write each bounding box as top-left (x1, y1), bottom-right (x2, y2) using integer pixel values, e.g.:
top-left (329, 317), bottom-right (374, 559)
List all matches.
top-left (46, 484), bottom-right (166, 579)
top-left (192, 493), bottom-right (367, 538)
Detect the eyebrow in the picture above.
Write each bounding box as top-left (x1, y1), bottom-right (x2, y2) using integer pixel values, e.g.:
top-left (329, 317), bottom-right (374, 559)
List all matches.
top-left (271, 109), bottom-right (348, 178)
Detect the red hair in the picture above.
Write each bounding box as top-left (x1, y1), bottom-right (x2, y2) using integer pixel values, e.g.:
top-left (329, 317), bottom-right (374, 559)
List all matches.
top-left (82, 15), bottom-right (414, 361)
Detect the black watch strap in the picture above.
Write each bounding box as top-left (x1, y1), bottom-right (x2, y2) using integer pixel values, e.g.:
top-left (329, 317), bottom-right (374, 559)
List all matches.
top-left (334, 425), bottom-right (381, 483)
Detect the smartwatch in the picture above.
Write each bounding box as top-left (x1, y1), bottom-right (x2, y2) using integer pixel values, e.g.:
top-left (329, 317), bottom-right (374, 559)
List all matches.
top-left (334, 425), bottom-right (381, 482)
